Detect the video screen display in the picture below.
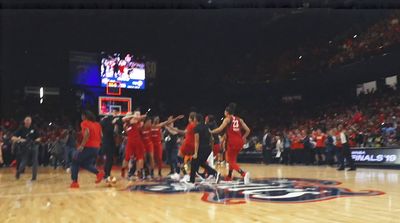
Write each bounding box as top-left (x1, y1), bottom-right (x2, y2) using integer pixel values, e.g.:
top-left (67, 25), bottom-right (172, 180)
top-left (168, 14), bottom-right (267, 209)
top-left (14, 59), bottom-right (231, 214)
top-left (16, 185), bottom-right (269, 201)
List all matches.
top-left (100, 52), bottom-right (145, 89)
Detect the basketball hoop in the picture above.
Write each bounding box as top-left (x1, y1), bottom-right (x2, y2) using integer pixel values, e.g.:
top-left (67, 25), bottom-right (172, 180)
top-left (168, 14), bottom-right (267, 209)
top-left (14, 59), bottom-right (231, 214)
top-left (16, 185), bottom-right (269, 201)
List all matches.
top-left (98, 96), bottom-right (132, 116)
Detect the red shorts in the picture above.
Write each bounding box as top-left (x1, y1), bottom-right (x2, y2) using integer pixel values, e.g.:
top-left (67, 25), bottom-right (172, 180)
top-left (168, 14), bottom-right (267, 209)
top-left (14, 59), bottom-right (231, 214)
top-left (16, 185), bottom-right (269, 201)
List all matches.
top-left (153, 142), bottom-right (163, 161)
top-left (179, 142), bottom-right (195, 156)
top-left (144, 141), bottom-right (154, 153)
top-left (125, 139), bottom-right (145, 161)
top-left (227, 141), bottom-right (243, 152)
top-left (213, 143), bottom-right (221, 155)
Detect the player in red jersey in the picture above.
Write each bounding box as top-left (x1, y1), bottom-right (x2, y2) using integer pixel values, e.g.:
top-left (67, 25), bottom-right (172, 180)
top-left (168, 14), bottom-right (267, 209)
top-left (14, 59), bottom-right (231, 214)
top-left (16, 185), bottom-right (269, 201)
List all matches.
top-left (122, 110), bottom-right (146, 179)
top-left (70, 110), bottom-right (104, 188)
top-left (151, 117), bottom-right (163, 177)
top-left (141, 118), bottom-right (155, 178)
top-left (211, 103), bottom-right (251, 184)
top-left (165, 112), bottom-right (197, 181)
top-left (151, 115), bottom-right (184, 177)
top-left (206, 115), bottom-right (221, 166)
top-left (220, 134), bottom-right (228, 166)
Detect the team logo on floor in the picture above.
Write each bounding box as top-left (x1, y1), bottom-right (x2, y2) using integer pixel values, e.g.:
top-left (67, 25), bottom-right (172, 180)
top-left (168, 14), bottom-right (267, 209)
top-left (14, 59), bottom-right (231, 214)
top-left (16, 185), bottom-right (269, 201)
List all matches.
top-left (127, 178), bottom-right (384, 204)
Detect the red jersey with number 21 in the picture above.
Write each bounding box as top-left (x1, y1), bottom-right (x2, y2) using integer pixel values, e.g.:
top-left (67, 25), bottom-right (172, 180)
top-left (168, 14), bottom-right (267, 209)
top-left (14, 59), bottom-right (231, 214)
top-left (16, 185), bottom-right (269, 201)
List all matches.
top-left (227, 116), bottom-right (243, 145)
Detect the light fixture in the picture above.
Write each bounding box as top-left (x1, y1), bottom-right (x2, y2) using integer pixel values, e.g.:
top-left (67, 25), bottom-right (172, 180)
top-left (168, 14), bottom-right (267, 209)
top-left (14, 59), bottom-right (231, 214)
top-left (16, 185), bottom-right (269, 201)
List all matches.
top-left (39, 87), bottom-right (44, 98)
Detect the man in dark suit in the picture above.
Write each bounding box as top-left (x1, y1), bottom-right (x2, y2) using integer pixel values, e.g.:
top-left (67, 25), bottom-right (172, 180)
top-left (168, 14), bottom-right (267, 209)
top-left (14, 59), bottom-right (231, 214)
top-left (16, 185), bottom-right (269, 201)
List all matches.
top-left (12, 116), bottom-right (41, 181)
top-left (262, 128), bottom-right (273, 164)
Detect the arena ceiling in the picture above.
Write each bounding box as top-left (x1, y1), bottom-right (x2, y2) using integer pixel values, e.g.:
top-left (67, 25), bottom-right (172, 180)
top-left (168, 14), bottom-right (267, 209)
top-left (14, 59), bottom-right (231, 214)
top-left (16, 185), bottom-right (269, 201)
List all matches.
top-left (1, 8), bottom-right (395, 86)
top-left (1, 0), bottom-right (400, 9)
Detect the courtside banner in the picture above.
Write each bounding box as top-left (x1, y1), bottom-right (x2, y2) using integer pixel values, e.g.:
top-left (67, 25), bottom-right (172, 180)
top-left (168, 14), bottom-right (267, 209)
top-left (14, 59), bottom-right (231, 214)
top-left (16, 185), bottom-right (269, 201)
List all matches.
top-left (351, 148), bottom-right (400, 166)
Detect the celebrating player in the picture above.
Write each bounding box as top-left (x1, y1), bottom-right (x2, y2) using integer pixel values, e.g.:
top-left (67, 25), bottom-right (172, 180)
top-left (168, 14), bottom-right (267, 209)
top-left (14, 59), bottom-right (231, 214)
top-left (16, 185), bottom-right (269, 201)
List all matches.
top-left (165, 112), bottom-right (196, 181)
top-left (142, 118), bottom-right (155, 178)
top-left (122, 110), bottom-right (147, 179)
top-left (211, 103), bottom-right (251, 184)
top-left (151, 115), bottom-right (184, 177)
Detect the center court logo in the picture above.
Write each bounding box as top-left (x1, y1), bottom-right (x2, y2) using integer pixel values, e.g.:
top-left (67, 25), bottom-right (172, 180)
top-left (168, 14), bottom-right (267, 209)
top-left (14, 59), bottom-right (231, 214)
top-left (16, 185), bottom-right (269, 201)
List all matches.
top-left (128, 178), bottom-right (384, 205)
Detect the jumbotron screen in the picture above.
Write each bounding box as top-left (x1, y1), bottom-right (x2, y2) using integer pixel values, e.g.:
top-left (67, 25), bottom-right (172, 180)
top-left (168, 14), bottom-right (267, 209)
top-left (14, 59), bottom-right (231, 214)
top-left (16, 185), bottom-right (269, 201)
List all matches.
top-left (100, 52), bottom-right (146, 89)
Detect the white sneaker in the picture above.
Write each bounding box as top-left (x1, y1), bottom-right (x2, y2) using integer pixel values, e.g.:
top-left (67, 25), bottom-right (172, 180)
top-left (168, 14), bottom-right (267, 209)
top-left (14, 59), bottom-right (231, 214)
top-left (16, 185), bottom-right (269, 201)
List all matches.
top-left (169, 173), bottom-right (180, 181)
top-left (244, 172), bottom-right (250, 185)
top-left (106, 176), bottom-right (118, 184)
top-left (196, 172), bottom-right (206, 181)
top-left (207, 152), bottom-right (214, 168)
top-left (110, 176), bottom-right (117, 184)
top-left (183, 182), bottom-right (196, 190)
top-left (128, 176), bottom-right (137, 181)
top-left (200, 175), bottom-right (214, 185)
top-left (179, 174), bottom-right (190, 183)
top-left (66, 168), bottom-right (71, 174)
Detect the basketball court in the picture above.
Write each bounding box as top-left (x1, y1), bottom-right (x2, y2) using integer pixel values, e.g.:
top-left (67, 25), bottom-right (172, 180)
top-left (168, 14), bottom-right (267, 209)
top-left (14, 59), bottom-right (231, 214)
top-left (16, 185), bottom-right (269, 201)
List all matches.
top-left (0, 164), bottom-right (398, 223)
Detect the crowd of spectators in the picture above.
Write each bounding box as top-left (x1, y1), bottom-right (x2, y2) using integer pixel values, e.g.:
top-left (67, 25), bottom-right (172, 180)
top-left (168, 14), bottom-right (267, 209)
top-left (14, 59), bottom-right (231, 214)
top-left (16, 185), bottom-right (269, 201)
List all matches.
top-left (242, 85), bottom-right (400, 156)
top-left (1, 84), bottom-right (399, 168)
top-left (329, 13), bottom-right (400, 67)
top-left (279, 11), bottom-right (400, 75)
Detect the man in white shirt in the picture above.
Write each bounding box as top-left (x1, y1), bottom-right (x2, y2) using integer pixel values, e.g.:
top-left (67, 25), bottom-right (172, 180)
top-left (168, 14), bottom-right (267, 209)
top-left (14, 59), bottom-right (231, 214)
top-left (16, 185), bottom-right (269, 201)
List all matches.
top-left (275, 136), bottom-right (283, 161)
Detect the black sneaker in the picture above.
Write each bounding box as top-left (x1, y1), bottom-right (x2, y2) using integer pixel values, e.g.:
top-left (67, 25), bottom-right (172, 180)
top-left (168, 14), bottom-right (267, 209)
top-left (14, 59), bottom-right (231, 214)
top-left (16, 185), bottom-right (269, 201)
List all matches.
top-left (337, 167), bottom-right (345, 171)
top-left (348, 167), bottom-right (357, 171)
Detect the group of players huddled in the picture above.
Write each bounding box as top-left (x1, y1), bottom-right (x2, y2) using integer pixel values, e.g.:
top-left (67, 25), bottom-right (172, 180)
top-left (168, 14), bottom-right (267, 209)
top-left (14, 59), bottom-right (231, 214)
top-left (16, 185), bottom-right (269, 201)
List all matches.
top-left (70, 103), bottom-right (251, 188)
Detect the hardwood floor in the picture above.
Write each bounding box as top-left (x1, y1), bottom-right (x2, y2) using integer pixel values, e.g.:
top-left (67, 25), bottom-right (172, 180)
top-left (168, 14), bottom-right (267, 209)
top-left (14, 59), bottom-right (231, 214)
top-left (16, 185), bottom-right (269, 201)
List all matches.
top-left (0, 164), bottom-right (398, 223)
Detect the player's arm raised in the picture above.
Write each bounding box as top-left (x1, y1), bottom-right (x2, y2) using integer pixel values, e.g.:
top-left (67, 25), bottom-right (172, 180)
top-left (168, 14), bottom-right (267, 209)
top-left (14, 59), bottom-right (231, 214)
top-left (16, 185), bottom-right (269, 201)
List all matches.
top-left (157, 115), bottom-right (184, 128)
top-left (122, 116), bottom-right (132, 122)
top-left (210, 117), bottom-right (230, 134)
top-left (129, 114), bottom-right (147, 124)
top-left (165, 126), bottom-right (178, 135)
top-left (165, 125), bottom-right (186, 135)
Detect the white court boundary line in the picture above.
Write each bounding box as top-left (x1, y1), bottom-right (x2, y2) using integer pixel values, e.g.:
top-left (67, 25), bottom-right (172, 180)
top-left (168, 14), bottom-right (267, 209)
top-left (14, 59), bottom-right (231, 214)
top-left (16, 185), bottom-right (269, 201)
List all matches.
top-left (0, 189), bottom-right (110, 198)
